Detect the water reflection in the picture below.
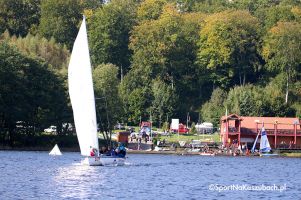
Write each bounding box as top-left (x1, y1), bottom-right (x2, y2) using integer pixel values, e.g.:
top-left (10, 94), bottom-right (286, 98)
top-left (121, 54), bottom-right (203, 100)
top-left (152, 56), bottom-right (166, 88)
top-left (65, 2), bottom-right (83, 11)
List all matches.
top-left (54, 162), bottom-right (105, 199)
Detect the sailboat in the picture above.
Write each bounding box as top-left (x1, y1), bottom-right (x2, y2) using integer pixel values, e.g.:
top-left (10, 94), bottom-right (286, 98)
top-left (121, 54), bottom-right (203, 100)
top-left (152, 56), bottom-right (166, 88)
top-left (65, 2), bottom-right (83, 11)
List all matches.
top-left (68, 16), bottom-right (125, 166)
top-left (49, 144), bottom-right (62, 156)
top-left (251, 126), bottom-right (278, 157)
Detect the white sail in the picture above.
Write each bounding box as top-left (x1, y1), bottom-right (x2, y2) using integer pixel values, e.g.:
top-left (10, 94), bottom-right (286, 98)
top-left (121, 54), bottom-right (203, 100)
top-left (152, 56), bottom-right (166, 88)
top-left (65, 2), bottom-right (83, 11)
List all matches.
top-left (260, 127), bottom-right (271, 153)
top-left (251, 131), bottom-right (260, 153)
top-left (68, 17), bottom-right (99, 156)
top-left (49, 144), bottom-right (62, 156)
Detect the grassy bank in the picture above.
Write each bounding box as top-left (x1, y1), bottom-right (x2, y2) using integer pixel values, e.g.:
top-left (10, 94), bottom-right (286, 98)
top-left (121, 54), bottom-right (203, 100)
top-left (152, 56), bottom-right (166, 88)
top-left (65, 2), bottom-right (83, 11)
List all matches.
top-left (156, 133), bottom-right (220, 143)
top-left (281, 152), bottom-right (301, 157)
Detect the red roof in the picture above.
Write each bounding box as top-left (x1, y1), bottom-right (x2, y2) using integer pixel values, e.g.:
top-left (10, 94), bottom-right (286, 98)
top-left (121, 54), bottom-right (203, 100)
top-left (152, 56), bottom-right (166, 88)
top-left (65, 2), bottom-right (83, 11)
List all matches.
top-left (240, 116), bottom-right (300, 130)
top-left (221, 114), bottom-right (242, 121)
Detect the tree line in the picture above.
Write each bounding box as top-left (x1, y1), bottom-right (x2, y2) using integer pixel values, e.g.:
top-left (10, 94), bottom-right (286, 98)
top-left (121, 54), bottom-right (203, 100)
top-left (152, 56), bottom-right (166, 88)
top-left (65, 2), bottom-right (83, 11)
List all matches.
top-left (0, 0), bottom-right (301, 145)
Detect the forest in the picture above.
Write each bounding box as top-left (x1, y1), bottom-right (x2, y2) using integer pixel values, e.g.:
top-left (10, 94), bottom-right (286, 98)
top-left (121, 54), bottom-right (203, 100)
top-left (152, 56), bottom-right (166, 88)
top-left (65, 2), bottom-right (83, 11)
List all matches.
top-left (0, 0), bottom-right (301, 145)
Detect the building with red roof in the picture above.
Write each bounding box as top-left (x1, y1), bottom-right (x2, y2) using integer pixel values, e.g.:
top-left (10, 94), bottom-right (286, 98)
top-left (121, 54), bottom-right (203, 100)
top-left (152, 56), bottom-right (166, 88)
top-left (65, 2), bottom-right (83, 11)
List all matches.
top-left (220, 114), bottom-right (301, 149)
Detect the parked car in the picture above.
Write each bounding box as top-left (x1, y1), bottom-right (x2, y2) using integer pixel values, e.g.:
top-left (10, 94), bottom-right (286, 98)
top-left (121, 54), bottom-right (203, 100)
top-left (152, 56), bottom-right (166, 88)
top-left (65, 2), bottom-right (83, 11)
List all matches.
top-left (44, 126), bottom-right (57, 133)
top-left (114, 123), bottom-right (125, 130)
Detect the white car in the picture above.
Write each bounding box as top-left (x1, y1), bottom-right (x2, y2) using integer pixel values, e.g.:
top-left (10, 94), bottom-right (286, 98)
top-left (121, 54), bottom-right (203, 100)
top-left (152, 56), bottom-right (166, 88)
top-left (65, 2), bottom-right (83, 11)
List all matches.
top-left (44, 126), bottom-right (57, 133)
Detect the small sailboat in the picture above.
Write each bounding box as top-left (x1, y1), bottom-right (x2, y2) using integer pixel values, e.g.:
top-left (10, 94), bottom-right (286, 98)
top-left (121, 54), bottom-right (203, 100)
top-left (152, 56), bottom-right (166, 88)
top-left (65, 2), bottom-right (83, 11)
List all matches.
top-left (259, 127), bottom-right (278, 157)
top-left (251, 126), bottom-right (278, 157)
top-left (49, 144), bottom-right (62, 156)
top-left (68, 16), bottom-right (125, 166)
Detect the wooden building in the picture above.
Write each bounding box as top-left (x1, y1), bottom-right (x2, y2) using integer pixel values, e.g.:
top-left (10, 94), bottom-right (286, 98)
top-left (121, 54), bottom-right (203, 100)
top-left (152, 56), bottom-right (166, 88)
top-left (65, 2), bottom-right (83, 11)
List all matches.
top-left (116, 131), bottom-right (130, 144)
top-left (220, 114), bottom-right (301, 149)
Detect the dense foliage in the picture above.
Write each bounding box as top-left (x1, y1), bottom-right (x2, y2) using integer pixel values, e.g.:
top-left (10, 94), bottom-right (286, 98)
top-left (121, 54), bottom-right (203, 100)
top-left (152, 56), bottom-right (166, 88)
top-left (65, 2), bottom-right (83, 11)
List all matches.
top-left (0, 0), bottom-right (301, 145)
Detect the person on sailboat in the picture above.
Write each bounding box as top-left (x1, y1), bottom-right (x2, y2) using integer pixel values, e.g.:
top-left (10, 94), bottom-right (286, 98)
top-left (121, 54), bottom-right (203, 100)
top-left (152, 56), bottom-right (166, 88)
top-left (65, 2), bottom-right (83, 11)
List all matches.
top-left (90, 146), bottom-right (97, 157)
top-left (116, 142), bottom-right (126, 158)
top-left (106, 146), bottom-right (116, 156)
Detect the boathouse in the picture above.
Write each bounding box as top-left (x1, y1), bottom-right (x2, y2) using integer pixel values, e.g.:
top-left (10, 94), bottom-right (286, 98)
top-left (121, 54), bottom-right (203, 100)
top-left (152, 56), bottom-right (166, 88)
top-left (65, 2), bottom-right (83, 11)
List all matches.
top-left (220, 114), bottom-right (301, 149)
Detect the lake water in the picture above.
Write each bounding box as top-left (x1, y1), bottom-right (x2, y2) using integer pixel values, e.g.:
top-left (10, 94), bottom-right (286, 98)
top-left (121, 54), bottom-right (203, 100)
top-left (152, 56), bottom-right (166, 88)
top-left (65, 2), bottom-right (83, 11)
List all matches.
top-left (0, 151), bottom-right (300, 200)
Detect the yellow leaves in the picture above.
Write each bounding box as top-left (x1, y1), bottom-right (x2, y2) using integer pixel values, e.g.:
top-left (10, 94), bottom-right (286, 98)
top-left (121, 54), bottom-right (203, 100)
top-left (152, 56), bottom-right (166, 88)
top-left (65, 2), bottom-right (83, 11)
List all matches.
top-left (137, 0), bottom-right (167, 21)
top-left (198, 9), bottom-right (261, 73)
top-left (291, 6), bottom-right (301, 21)
top-left (83, 9), bottom-right (93, 20)
top-left (263, 21), bottom-right (301, 72)
top-left (159, 4), bottom-right (180, 20)
top-left (182, 12), bottom-right (207, 25)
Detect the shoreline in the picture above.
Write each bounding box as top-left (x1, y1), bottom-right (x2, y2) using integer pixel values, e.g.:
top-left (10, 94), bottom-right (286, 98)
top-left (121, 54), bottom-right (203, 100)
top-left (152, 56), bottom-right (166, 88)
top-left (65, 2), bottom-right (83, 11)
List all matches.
top-left (1, 146), bottom-right (301, 157)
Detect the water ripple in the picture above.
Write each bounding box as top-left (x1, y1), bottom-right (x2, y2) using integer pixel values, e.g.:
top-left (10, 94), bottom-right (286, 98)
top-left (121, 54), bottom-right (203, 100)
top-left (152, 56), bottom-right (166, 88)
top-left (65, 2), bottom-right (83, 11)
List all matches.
top-left (0, 151), bottom-right (300, 199)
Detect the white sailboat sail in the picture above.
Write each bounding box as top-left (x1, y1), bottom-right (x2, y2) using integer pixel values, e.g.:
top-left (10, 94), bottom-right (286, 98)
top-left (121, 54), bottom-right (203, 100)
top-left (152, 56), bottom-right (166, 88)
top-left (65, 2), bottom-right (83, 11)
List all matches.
top-left (251, 131), bottom-right (260, 153)
top-left (259, 127), bottom-right (271, 153)
top-left (49, 144), bottom-right (62, 156)
top-left (68, 17), bottom-right (99, 156)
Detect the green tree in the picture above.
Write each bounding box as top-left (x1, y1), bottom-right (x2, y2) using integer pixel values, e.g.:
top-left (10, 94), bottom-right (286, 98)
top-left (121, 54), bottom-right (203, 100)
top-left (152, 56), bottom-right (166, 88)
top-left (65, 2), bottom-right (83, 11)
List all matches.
top-left (225, 85), bottom-right (260, 116)
top-left (0, 42), bottom-right (69, 145)
top-left (254, 5), bottom-right (296, 31)
top-left (262, 21), bottom-right (301, 103)
top-left (197, 10), bottom-right (262, 89)
top-left (224, 82), bottom-right (295, 118)
top-left (151, 78), bottom-right (178, 127)
top-left (137, 0), bottom-right (167, 21)
top-left (192, 0), bottom-right (233, 13)
top-left (0, 0), bottom-right (41, 36)
top-left (93, 63), bottom-right (122, 147)
top-left (1, 31), bottom-right (70, 71)
top-left (38, 0), bottom-right (82, 49)
top-left (129, 4), bottom-right (205, 117)
top-left (201, 88), bottom-right (227, 126)
top-left (89, 0), bottom-right (138, 72)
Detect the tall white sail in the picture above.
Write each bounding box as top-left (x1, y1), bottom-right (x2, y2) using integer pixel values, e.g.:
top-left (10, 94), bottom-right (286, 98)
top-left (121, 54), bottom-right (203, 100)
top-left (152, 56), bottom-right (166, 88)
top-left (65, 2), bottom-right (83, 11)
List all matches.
top-left (68, 17), bottom-right (99, 156)
top-left (260, 127), bottom-right (271, 153)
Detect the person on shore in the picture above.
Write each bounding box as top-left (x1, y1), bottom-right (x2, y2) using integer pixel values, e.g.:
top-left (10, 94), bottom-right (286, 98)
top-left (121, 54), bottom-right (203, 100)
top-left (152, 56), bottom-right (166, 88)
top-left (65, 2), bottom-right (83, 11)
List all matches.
top-left (246, 148), bottom-right (250, 156)
top-left (130, 132), bottom-right (136, 142)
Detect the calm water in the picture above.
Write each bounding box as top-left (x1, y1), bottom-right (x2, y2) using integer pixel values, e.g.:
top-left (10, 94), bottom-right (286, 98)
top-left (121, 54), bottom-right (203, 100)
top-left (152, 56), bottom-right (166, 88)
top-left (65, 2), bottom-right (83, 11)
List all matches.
top-left (0, 151), bottom-right (300, 200)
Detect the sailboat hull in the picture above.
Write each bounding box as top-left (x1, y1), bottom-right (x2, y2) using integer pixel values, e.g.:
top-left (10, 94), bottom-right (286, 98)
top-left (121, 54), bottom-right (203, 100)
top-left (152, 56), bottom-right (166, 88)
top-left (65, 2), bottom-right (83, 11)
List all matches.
top-left (83, 156), bottom-right (126, 166)
top-left (260, 153), bottom-right (279, 157)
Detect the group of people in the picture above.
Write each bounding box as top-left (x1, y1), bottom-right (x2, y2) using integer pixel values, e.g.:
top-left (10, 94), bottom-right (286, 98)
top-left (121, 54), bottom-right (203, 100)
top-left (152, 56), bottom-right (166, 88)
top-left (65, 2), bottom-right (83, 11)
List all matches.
top-left (130, 129), bottom-right (149, 143)
top-left (89, 143), bottom-right (126, 158)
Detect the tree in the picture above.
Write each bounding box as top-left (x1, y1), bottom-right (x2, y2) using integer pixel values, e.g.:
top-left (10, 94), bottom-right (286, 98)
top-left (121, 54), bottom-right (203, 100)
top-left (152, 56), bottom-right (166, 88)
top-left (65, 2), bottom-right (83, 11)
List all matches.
top-left (225, 85), bottom-right (261, 116)
top-left (254, 4), bottom-right (296, 31)
top-left (201, 88), bottom-right (227, 126)
top-left (88, 0), bottom-right (138, 72)
top-left (262, 21), bottom-right (301, 103)
top-left (38, 0), bottom-right (82, 49)
top-left (197, 10), bottom-right (262, 89)
top-left (93, 63), bottom-right (122, 147)
top-left (1, 31), bottom-right (70, 71)
top-left (224, 82), bottom-right (295, 118)
top-left (192, 0), bottom-right (233, 13)
top-left (137, 0), bottom-right (167, 21)
top-left (0, 42), bottom-right (69, 145)
top-left (151, 78), bottom-right (178, 127)
top-left (129, 4), bottom-right (205, 117)
top-left (0, 0), bottom-right (41, 36)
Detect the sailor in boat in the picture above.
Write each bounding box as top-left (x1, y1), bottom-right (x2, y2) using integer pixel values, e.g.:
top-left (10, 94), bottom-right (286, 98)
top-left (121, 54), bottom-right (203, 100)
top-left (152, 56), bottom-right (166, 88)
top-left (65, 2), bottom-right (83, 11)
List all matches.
top-left (116, 142), bottom-right (126, 158)
top-left (105, 146), bottom-right (116, 156)
top-left (90, 146), bottom-right (98, 157)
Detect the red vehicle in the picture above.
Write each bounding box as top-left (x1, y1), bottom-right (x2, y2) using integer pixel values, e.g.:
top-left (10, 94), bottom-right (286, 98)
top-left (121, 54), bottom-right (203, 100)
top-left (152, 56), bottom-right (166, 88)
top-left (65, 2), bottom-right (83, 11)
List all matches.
top-left (170, 123), bottom-right (189, 134)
